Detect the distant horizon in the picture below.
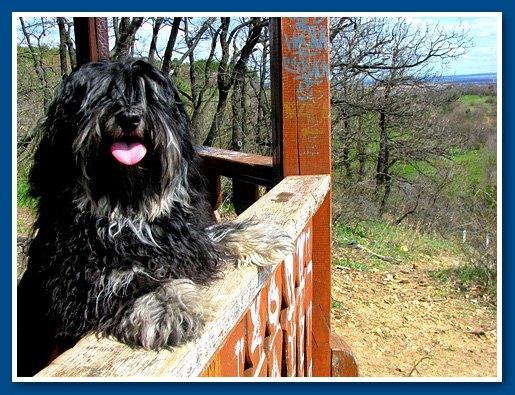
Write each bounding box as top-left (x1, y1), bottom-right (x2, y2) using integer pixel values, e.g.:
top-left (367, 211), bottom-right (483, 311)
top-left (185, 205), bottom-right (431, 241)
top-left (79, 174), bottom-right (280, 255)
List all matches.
top-left (437, 72), bottom-right (497, 85)
top-left (444, 72), bottom-right (497, 76)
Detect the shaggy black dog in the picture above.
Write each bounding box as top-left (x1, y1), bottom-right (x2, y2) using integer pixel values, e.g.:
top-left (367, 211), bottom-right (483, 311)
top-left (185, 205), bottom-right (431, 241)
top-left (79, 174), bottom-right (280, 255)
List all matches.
top-left (17, 59), bottom-right (293, 376)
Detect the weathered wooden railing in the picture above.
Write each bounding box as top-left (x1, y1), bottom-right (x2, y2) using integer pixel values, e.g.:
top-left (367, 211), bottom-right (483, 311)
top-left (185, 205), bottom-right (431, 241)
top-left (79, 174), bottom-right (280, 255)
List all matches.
top-left (34, 174), bottom-right (355, 378)
top-left (197, 145), bottom-right (274, 218)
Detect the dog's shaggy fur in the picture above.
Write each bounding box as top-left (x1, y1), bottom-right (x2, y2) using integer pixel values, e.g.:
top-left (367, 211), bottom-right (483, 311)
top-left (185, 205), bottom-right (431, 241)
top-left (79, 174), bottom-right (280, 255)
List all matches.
top-left (17, 59), bottom-right (293, 376)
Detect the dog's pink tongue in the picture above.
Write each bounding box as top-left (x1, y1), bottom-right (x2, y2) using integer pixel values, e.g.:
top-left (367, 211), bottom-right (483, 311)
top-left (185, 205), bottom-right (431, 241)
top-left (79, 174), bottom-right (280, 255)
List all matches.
top-left (110, 142), bottom-right (147, 165)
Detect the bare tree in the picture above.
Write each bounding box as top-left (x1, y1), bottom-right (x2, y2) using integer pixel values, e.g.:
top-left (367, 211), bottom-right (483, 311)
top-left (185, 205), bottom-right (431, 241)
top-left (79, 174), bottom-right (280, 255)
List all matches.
top-left (247, 26), bottom-right (272, 154)
top-left (182, 18), bottom-right (222, 141)
top-left (202, 17), bottom-right (265, 149)
top-left (56, 17), bottom-right (76, 79)
top-left (230, 17), bottom-right (264, 152)
top-left (161, 17), bottom-right (182, 74)
top-left (18, 17), bottom-right (57, 110)
top-left (111, 17), bottom-right (144, 60)
top-left (330, 17), bottom-right (472, 215)
top-left (17, 17), bottom-right (66, 163)
top-left (148, 17), bottom-right (164, 63)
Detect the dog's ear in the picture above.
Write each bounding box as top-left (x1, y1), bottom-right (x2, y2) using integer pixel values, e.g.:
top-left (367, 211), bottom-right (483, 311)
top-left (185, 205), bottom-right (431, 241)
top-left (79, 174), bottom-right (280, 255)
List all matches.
top-left (29, 66), bottom-right (94, 204)
top-left (29, 115), bottom-right (79, 206)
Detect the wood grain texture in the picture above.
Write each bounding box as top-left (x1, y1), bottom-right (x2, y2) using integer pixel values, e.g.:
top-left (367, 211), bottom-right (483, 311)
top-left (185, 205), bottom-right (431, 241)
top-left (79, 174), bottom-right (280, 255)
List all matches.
top-left (73, 17), bottom-right (109, 67)
top-left (310, 194), bottom-right (332, 376)
top-left (35, 175), bottom-right (330, 378)
top-left (197, 145), bottom-right (273, 187)
top-left (330, 332), bottom-right (360, 377)
top-left (271, 17), bottom-right (333, 377)
top-left (271, 17), bottom-right (332, 179)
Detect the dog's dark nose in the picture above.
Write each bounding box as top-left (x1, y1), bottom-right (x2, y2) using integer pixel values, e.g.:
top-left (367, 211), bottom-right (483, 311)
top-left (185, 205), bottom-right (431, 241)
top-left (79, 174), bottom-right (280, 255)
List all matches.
top-left (117, 112), bottom-right (142, 130)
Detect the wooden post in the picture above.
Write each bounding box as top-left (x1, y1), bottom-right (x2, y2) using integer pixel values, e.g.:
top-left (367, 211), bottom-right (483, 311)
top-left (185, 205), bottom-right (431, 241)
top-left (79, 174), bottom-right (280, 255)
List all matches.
top-left (330, 332), bottom-right (360, 377)
top-left (270, 17), bottom-right (332, 377)
top-left (233, 180), bottom-right (260, 215)
top-left (74, 17), bottom-right (110, 66)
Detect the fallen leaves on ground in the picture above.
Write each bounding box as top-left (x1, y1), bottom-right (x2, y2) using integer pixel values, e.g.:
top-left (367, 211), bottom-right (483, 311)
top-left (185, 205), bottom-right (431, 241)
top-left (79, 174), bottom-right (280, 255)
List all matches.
top-left (331, 249), bottom-right (497, 378)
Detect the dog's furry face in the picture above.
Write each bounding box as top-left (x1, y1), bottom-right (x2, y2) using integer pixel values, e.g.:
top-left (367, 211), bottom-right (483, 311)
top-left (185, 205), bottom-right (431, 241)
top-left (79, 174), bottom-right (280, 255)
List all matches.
top-left (31, 59), bottom-right (202, 221)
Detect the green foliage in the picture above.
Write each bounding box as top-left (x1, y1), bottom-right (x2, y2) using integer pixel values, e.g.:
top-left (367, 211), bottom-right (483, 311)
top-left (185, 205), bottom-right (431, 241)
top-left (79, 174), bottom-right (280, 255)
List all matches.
top-left (460, 95), bottom-right (497, 106)
top-left (334, 224), bottom-right (367, 241)
top-left (17, 220), bottom-right (27, 234)
top-left (17, 45), bottom-right (62, 89)
top-left (194, 59), bottom-right (220, 73)
top-left (452, 148), bottom-right (497, 213)
top-left (175, 79), bottom-right (192, 98)
top-left (218, 201), bottom-right (236, 216)
top-left (430, 263), bottom-right (497, 303)
top-left (333, 259), bottom-right (371, 272)
top-left (334, 218), bottom-right (497, 304)
top-left (458, 94), bottom-right (497, 127)
top-left (334, 222), bottom-right (461, 261)
top-left (17, 176), bottom-right (37, 208)
top-left (392, 160), bottom-right (436, 180)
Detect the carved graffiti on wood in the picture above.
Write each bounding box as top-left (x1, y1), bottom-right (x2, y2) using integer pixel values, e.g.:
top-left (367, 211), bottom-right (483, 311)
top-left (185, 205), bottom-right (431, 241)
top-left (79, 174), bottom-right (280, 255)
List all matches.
top-left (283, 18), bottom-right (330, 101)
top-left (202, 221), bottom-right (313, 377)
top-left (95, 17), bottom-right (110, 60)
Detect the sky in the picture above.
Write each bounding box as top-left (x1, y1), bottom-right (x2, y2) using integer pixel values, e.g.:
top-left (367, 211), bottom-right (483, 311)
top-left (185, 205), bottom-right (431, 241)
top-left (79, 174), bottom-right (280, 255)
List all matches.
top-left (130, 15), bottom-right (500, 77)
top-left (410, 15), bottom-right (499, 75)
top-left (15, 14), bottom-right (500, 76)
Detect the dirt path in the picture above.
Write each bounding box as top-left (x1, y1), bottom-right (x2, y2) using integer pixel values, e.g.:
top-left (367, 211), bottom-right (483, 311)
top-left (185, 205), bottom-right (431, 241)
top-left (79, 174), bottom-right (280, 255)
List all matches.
top-left (330, 250), bottom-right (498, 378)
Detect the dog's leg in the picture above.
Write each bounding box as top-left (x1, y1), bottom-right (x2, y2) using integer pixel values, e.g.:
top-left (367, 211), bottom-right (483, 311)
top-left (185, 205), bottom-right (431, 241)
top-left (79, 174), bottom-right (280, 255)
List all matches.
top-left (208, 221), bottom-right (295, 268)
top-left (111, 279), bottom-right (209, 350)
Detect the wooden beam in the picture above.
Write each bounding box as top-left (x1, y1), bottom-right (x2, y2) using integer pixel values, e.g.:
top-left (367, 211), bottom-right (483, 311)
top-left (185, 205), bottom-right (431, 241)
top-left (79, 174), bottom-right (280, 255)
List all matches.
top-left (232, 180), bottom-right (260, 215)
top-left (74, 17), bottom-right (110, 67)
top-left (269, 17), bottom-right (285, 185)
top-left (270, 17), bottom-right (333, 377)
top-left (197, 145), bottom-right (273, 188)
top-left (330, 332), bottom-right (360, 377)
top-left (270, 17), bottom-right (332, 180)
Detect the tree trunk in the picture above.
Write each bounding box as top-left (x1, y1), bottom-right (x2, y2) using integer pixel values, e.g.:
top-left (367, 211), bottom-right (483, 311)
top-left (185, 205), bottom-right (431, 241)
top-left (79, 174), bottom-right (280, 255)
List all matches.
top-left (231, 75), bottom-right (245, 152)
top-left (204, 90), bottom-right (229, 147)
top-left (375, 110), bottom-right (388, 188)
top-left (111, 17), bottom-right (144, 60)
top-left (161, 18), bottom-right (181, 74)
top-left (342, 118), bottom-right (351, 178)
top-left (148, 17), bottom-right (164, 63)
top-left (231, 18), bottom-right (263, 152)
top-left (203, 18), bottom-right (231, 147)
top-left (188, 22), bottom-right (221, 143)
top-left (57, 18), bottom-right (69, 80)
top-left (357, 117), bottom-right (366, 181)
top-left (376, 109), bottom-right (392, 214)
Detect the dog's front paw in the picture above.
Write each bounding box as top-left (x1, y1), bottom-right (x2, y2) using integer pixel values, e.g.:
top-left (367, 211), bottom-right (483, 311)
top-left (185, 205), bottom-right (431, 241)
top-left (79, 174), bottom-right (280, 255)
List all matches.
top-left (114, 279), bottom-right (209, 350)
top-left (223, 222), bottom-right (295, 268)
